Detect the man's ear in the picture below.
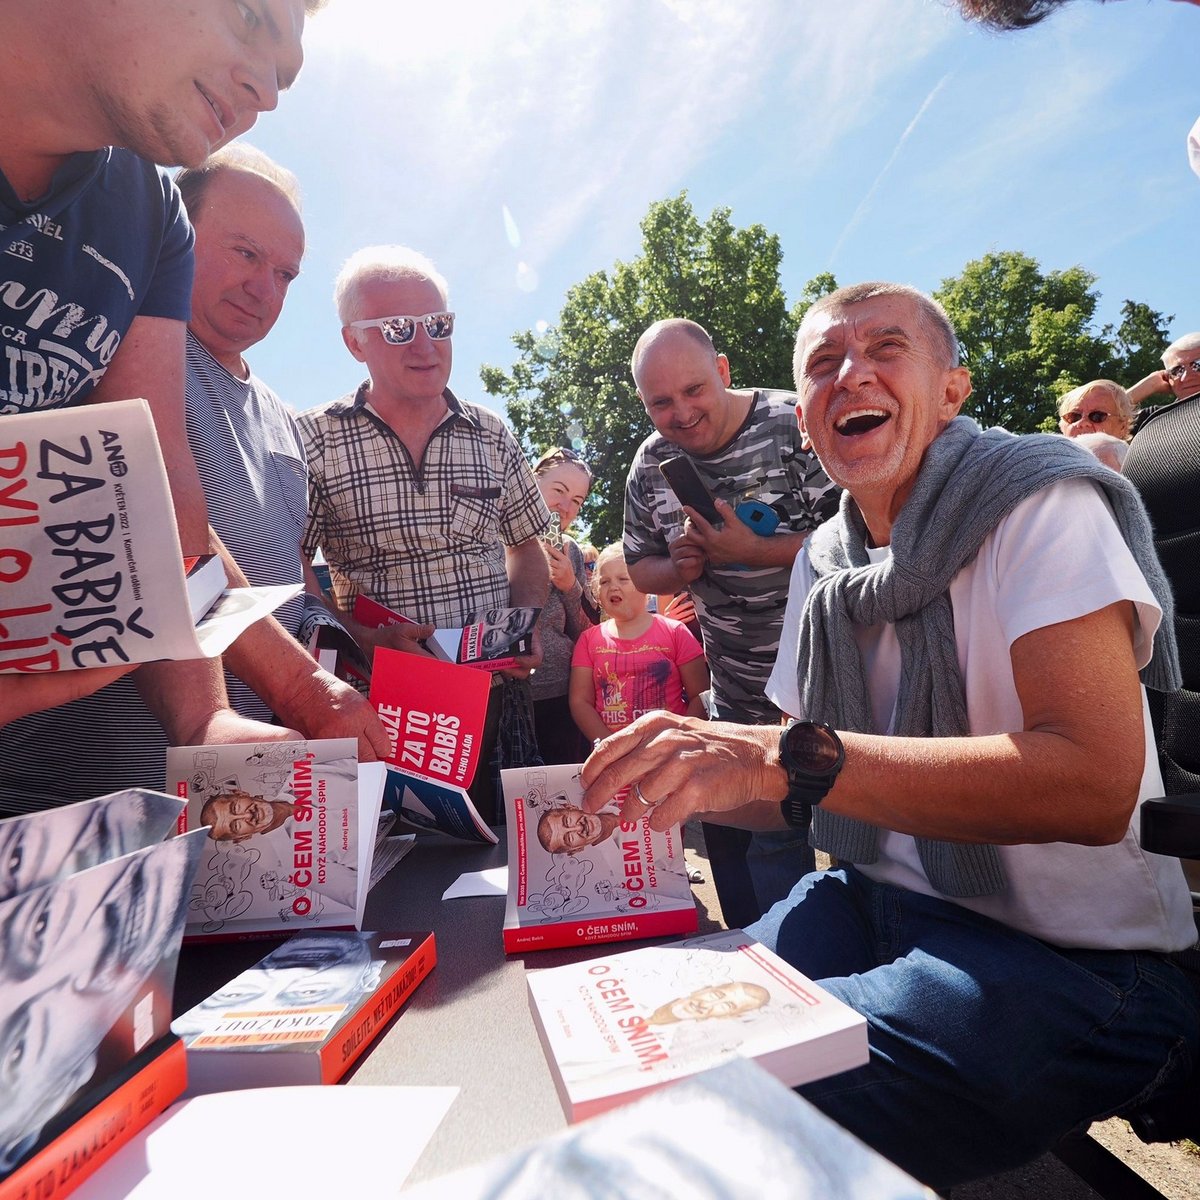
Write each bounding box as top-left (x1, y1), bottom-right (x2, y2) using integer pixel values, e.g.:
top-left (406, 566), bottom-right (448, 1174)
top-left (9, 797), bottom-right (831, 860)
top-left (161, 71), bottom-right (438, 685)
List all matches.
top-left (342, 326), bottom-right (366, 363)
top-left (796, 402), bottom-right (813, 451)
top-left (715, 354), bottom-right (732, 387)
top-left (941, 366), bottom-right (972, 420)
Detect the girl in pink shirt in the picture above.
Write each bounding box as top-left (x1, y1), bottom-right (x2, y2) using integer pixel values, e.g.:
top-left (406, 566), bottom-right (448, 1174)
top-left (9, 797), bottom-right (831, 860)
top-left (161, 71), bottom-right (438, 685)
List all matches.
top-left (569, 544), bottom-right (708, 743)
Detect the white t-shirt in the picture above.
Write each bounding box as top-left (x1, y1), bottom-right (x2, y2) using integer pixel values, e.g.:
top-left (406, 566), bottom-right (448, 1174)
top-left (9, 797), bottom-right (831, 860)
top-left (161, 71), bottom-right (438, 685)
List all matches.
top-left (767, 478), bottom-right (1195, 952)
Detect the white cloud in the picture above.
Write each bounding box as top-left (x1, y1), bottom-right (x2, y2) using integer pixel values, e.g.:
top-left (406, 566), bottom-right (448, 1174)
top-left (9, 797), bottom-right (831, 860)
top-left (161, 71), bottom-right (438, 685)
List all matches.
top-left (290, 0), bottom-right (958, 286)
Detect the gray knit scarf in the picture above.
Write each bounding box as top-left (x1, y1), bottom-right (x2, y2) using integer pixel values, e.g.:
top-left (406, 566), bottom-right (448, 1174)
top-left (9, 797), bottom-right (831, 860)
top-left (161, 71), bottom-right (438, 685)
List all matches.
top-left (796, 416), bottom-right (1180, 899)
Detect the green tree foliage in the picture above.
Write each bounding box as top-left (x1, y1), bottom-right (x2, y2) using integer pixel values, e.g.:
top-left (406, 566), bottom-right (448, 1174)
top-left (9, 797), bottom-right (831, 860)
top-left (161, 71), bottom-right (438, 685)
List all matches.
top-left (789, 271), bottom-right (839, 327)
top-left (487, 224), bottom-right (1174, 540)
top-left (1111, 299), bottom-right (1173, 384)
top-left (481, 193), bottom-right (803, 545)
top-left (933, 251), bottom-right (1171, 433)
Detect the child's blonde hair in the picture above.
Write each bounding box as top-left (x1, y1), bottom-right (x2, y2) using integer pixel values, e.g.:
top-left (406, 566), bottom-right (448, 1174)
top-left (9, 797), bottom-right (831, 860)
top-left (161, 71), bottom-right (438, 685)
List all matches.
top-left (595, 542), bottom-right (626, 572)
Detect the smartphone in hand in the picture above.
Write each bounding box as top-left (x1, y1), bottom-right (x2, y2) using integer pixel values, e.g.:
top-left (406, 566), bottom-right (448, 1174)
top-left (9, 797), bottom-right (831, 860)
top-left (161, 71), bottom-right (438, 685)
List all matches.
top-left (659, 456), bottom-right (722, 527)
top-left (543, 511), bottom-right (564, 550)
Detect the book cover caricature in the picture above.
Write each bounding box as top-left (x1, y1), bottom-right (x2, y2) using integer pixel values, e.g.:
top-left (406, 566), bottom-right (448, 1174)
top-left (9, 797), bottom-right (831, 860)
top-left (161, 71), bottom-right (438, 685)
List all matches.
top-left (526, 929), bottom-right (869, 1122)
top-left (502, 763), bottom-right (697, 952)
top-left (167, 738), bottom-right (386, 938)
top-left (0, 826), bottom-right (208, 1184)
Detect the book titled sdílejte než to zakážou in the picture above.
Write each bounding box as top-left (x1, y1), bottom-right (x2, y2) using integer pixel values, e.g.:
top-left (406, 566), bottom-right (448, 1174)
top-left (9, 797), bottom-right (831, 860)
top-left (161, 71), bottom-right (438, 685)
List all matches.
top-left (173, 930), bottom-right (436, 1093)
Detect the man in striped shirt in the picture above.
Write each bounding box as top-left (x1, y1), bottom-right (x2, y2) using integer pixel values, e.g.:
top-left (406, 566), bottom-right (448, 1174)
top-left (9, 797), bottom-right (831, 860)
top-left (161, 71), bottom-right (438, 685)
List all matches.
top-left (0, 145), bottom-right (389, 811)
top-left (300, 246), bottom-right (551, 821)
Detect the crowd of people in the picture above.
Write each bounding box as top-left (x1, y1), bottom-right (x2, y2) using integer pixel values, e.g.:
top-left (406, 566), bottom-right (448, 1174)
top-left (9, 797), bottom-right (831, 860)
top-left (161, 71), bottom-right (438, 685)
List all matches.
top-left (2, 0), bottom-right (1198, 1192)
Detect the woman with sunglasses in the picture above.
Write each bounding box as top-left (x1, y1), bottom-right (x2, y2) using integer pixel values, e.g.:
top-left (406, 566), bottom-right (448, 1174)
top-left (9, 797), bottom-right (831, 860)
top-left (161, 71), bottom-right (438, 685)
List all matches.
top-left (529, 447), bottom-right (599, 764)
top-left (1057, 379), bottom-right (1134, 442)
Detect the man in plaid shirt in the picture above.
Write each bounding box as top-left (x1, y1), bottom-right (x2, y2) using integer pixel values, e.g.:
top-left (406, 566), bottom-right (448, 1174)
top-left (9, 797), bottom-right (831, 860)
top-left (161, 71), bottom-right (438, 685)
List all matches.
top-left (299, 245), bottom-right (550, 820)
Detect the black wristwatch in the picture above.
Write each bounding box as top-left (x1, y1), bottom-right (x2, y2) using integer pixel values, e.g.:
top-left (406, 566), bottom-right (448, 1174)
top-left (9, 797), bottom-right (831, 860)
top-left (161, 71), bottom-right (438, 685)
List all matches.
top-left (778, 720), bottom-right (844, 830)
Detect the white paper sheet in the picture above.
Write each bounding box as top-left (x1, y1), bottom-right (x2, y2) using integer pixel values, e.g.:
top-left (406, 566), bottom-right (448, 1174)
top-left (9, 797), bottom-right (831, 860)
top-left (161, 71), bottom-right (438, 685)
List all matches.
top-left (73, 1085), bottom-right (458, 1198)
top-left (442, 867), bottom-right (508, 899)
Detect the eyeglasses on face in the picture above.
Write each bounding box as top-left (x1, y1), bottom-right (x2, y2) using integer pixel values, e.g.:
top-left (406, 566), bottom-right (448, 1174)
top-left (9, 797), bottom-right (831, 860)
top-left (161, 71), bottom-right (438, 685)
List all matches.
top-left (1166, 359), bottom-right (1200, 382)
top-left (349, 311), bottom-right (455, 345)
top-left (1061, 409), bottom-right (1112, 425)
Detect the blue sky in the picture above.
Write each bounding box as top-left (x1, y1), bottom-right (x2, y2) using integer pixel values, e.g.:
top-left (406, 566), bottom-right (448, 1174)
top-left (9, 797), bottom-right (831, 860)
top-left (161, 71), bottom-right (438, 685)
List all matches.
top-left (243, 0), bottom-right (1198, 421)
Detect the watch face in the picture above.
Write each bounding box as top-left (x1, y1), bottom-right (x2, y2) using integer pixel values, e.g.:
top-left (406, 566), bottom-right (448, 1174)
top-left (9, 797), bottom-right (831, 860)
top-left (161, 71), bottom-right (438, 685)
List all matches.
top-left (788, 722), bottom-right (842, 772)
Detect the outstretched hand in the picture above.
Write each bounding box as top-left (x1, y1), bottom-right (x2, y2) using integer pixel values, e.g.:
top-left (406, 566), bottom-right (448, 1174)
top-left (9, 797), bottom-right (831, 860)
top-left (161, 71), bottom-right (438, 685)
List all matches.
top-left (579, 711), bottom-right (784, 832)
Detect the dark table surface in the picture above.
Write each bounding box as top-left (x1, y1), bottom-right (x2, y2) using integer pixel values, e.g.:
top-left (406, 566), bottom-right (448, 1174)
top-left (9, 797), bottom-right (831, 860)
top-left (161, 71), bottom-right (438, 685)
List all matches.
top-left (175, 833), bottom-right (617, 1186)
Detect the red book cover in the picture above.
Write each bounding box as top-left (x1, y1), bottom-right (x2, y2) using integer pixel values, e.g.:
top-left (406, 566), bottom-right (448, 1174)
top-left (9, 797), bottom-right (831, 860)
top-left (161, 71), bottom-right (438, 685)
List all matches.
top-left (501, 764), bottom-right (697, 953)
top-left (0, 1039), bottom-right (187, 1200)
top-left (369, 648), bottom-right (491, 792)
top-left (174, 931), bottom-right (436, 1093)
top-left (352, 594), bottom-right (416, 632)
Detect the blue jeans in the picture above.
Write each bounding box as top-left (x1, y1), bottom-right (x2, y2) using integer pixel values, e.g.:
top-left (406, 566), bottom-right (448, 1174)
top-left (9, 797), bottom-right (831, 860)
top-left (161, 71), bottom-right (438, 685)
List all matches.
top-left (748, 867), bottom-right (1200, 1189)
top-left (706, 700), bottom-right (815, 926)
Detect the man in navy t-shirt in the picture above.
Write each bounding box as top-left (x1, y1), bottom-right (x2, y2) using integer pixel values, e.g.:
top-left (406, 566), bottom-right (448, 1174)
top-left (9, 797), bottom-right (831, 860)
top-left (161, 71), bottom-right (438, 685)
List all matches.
top-left (0, 2), bottom-right (387, 762)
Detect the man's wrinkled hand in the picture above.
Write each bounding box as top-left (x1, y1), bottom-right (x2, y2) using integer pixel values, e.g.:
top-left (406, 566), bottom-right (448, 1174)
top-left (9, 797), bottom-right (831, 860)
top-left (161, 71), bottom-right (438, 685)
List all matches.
top-left (682, 499), bottom-right (763, 566)
top-left (580, 711), bottom-right (781, 831)
top-left (273, 668), bottom-right (392, 761)
top-left (369, 621), bottom-right (436, 658)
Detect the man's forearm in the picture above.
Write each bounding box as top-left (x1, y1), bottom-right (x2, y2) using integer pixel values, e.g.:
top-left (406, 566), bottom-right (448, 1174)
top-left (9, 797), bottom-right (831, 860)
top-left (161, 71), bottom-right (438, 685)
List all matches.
top-left (1127, 371), bottom-right (1171, 407)
top-left (505, 538), bottom-right (551, 609)
top-left (213, 529), bottom-right (325, 710)
top-left (736, 529), bottom-right (809, 570)
top-left (627, 554), bottom-right (688, 595)
top-left (134, 658), bottom-right (230, 745)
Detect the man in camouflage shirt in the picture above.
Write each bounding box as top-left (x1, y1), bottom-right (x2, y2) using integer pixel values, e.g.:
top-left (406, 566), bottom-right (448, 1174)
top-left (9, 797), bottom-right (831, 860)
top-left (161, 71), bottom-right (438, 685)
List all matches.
top-left (623, 318), bottom-right (838, 925)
